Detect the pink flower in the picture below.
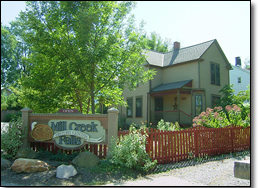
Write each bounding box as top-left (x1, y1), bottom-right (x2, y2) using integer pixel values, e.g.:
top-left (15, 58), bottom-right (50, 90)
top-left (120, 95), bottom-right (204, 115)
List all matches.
top-left (214, 112), bottom-right (219, 118)
top-left (232, 104), bottom-right (241, 112)
top-left (214, 106), bottom-right (223, 111)
top-left (206, 108), bottom-right (213, 113)
top-left (225, 105), bottom-right (232, 112)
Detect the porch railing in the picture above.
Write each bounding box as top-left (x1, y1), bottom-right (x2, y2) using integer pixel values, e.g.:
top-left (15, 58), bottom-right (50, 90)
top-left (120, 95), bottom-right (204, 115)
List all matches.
top-left (180, 110), bottom-right (192, 126)
top-left (150, 110), bottom-right (178, 124)
top-left (150, 110), bottom-right (192, 126)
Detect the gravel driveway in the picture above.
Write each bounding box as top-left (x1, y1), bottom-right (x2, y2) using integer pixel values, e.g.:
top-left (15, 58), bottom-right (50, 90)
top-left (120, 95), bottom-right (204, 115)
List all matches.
top-left (105, 153), bottom-right (250, 186)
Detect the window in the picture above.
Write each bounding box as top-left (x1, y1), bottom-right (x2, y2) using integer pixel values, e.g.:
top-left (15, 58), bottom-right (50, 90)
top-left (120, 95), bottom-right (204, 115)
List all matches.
top-left (238, 77), bottom-right (241, 83)
top-left (195, 95), bottom-right (202, 116)
top-left (136, 97), bottom-right (142, 117)
top-left (212, 95), bottom-right (220, 107)
top-left (211, 63), bottom-right (220, 85)
top-left (126, 98), bottom-right (133, 117)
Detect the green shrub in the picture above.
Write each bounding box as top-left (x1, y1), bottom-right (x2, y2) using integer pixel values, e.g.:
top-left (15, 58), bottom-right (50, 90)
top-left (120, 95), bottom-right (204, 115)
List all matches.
top-left (1, 117), bottom-right (28, 159)
top-left (157, 119), bottom-right (181, 131)
top-left (49, 150), bottom-right (79, 161)
top-left (5, 112), bottom-right (22, 122)
top-left (214, 84), bottom-right (250, 121)
top-left (109, 126), bottom-right (157, 172)
top-left (192, 104), bottom-right (250, 128)
top-left (89, 159), bottom-right (137, 176)
top-left (37, 149), bottom-right (54, 159)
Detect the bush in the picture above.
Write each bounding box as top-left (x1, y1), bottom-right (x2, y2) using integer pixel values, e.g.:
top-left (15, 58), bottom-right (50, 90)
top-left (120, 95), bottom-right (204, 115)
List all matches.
top-left (109, 126), bottom-right (157, 172)
top-left (157, 119), bottom-right (181, 131)
top-left (1, 117), bottom-right (28, 159)
top-left (36, 149), bottom-right (79, 161)
top-left (193, 104), bottom-right (250, 128)
top-left (49, 150), bottom-right (79, 161)
top-left (214, 84), bottom-right (250, 121)
top-left (5, 112), bottom-right (22, 122)
top-left (37, 149), bottom-right (54, 159)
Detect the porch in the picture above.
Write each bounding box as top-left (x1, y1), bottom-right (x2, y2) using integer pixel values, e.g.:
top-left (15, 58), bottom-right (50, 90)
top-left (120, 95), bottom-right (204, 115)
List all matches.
top-left (150, 110), bottom-right (192, 127)
top-left (148, 79), bottom-right (205, 127)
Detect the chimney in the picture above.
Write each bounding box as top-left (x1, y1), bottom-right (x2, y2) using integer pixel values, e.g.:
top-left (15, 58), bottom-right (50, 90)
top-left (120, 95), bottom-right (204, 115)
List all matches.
top-left (235, 57), bottom-right (241, 67)
top-left (174, 41), bottom-right (180, 50)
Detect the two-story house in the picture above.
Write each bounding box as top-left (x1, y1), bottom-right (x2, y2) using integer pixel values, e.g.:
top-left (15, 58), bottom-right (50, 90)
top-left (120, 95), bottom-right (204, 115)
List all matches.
top-left (230, 57), bottom-right (250, 95)
top-left (119, 39), bottom-right (232, 127)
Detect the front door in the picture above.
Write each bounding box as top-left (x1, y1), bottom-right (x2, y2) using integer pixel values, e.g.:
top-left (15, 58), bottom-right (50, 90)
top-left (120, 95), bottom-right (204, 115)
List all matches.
top-left (155, 97), bottom-right (163, 122)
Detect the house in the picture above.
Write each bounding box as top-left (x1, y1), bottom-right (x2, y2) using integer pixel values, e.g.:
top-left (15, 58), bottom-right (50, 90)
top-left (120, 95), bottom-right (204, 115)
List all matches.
top-left (119, 39), bottom-right (232, 127)
top-left (229, 57), bottom-right (250, 95)
top-left (1, 87), bottom-right (13, 97)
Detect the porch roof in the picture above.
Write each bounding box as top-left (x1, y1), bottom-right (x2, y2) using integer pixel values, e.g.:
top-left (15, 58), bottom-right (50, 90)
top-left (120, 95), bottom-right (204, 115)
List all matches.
top-left (150, 79), bottom-right (193, 93)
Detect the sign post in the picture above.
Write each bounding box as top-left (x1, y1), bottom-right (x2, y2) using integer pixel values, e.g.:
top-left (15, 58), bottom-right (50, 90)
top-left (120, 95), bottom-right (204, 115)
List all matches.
top-left (107, 107), bottom-right (119, 159)
top-left (21, 108), bottom-right (33, 148)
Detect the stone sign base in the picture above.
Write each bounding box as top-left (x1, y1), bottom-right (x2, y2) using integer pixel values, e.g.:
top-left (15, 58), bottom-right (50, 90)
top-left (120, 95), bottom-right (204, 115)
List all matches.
top-left (234, 160), bottom-right (250, 180)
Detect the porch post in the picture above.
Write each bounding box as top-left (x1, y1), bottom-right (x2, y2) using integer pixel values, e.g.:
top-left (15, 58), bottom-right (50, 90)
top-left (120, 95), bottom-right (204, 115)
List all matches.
top-left (177, 90), bottom-right (180, 123)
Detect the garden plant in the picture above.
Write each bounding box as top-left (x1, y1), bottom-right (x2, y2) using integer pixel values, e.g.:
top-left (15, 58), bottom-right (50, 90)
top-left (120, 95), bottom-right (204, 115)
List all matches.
top-left (109, 125), bottom-right (157, 172)
top-left (1, 117), bottom-right (28, 159)
top-left (192, 104), bottom-right (250, 128)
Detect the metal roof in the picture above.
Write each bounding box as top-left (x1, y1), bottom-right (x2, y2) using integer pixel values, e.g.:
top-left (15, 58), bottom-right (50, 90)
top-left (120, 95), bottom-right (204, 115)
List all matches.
top-left (150, 79), bottom-right (193, 93)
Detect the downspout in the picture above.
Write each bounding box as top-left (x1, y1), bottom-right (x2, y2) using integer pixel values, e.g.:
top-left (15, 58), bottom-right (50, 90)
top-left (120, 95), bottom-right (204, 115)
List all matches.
top-left (198, 61), bottom-right (201, 88)
top-left (148, 71), bottom-right (152, 125)
top-left (147, 93), bottom-right (149, 125)
top-left (177, 90), bottom-right (180, 124)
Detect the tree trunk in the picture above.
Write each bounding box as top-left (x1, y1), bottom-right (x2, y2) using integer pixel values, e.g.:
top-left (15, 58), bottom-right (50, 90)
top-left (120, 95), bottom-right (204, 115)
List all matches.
top-left (91, 92), bottom-right (95, 114)
top-left (86, 98), bottom-right (90, 114)
top-left (75, 89), bottom-right (83, 113)
top-left (90, 80), bottom-right (95, 114)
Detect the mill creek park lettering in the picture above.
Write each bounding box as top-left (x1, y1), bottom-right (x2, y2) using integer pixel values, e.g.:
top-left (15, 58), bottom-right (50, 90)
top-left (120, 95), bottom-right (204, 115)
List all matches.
top-left (48, 120), bottom-right (105, 148)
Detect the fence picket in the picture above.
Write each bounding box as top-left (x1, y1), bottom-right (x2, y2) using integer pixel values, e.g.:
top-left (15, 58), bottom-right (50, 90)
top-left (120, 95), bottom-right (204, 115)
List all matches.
top-left (29, 126), bottom-right (250, 164)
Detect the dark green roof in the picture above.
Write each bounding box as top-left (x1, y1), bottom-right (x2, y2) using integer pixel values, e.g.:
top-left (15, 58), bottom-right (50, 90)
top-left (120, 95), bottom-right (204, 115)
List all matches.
top-left (150, 79), bottom-right (193, 93)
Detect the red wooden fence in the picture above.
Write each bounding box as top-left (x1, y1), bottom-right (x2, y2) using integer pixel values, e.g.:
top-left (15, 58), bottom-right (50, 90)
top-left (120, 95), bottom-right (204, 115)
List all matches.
top-left (30, 125), bottom-right (250, 163)
top-left (30, 141), bottom-right (107, 159)
top-left (147, 126), bottom-right (250, 164)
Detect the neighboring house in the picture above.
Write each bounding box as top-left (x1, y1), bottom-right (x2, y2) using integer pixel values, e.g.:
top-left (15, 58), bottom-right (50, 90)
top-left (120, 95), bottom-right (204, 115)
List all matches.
top-left (229, 57), bottom-right (250, 95)
top-left (119, 39), bottom-right (232, 127)
top-left (1, 87), bottom-right (13, 97)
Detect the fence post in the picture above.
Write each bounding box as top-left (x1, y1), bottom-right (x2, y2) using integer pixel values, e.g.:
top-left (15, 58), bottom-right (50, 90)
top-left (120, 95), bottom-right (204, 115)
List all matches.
top-left (231, 127), bottom-right (234, 153)
top-left (194, 128), bottom-right (199, 158)
top-left (107, 107), bottom-right (119, 159)
top-left (21, 108), bottom-right (33, 148)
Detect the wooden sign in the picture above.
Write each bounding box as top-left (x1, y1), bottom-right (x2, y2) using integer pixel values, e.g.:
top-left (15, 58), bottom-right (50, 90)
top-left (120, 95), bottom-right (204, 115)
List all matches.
top-left (31, 124), bottom-right (53, 141)
top-left (58, 109), bottom-right (80, 113)
top-left (48, 120), bottom-right (106, 149)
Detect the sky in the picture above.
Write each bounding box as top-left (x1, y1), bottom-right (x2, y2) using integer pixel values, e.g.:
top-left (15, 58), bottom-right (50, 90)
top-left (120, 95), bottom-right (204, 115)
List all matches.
top-left (0, 1), bottom-right (252, 66)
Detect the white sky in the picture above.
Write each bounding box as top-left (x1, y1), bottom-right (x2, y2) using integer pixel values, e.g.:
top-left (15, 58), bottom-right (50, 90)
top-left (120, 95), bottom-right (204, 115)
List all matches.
top-left (0, 1), bottom-right (253, 66)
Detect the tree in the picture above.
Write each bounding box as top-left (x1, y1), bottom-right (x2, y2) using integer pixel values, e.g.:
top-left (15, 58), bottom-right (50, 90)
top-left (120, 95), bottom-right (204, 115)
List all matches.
top-left (1, 21), bottom-right (31, 88)
top-left (214, 84), bottom-right (250, 120)
top-left (1, 24), bottom-right (19, 87)
top-left (243, 58), bottom-right (250, 70)
top-left (18, 1), bottom-right (155, 113)
top-left (144, 31), bottom-right (171, 53)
